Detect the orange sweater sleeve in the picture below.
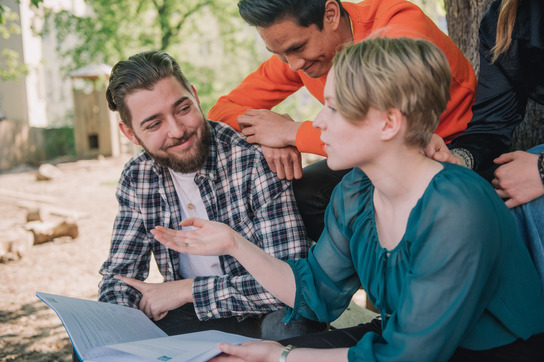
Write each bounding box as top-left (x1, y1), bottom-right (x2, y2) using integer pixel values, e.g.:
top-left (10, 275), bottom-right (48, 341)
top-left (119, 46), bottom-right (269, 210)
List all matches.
top-left (296, 121), bottom-right (326, 156)
top-left (207, 55), bottom-right (304, 131)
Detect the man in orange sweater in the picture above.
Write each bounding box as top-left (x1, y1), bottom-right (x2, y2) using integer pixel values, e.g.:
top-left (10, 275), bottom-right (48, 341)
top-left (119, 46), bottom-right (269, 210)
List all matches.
top-left (208, 0), bottom-right (476, 240)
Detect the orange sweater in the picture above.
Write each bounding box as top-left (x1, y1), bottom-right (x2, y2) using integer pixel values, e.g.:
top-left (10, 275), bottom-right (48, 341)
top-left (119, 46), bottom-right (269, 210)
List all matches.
top-left (208, 0), bottom-right (476, 156)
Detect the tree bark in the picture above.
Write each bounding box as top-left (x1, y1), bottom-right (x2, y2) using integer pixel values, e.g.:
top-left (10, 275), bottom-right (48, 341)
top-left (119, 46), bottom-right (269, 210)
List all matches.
top-left (444, 0), bottom-right (493, 75)
top-left (511, 99), bottom-right (544, 152)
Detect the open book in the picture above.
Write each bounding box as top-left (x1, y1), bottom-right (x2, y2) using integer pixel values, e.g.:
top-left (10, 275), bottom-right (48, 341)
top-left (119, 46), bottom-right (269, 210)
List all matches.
top-left (36, 292), bottom-right (258, 361)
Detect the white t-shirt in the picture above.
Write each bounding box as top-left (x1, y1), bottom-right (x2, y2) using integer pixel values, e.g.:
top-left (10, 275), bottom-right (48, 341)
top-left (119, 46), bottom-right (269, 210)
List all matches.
top-left (168, 169), bottom-right (223, 278)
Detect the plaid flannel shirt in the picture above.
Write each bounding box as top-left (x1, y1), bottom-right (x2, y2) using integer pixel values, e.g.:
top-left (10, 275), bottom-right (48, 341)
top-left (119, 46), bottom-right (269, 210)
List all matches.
top-left (98, 121), bottom-right (308, 320)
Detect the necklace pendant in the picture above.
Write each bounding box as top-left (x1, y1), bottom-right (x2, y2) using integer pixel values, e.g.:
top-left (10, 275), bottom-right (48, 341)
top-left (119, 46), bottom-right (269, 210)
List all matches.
top-left (187, 203), bottom-right (195, 210)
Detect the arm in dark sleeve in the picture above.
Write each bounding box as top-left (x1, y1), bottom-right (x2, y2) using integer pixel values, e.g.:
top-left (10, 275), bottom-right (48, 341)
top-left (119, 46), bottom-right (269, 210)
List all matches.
top-left (450, 1), bottom-right (528, 174)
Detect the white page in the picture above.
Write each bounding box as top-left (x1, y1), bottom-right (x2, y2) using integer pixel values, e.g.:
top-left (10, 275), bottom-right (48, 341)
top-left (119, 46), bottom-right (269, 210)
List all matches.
top-left (36, 292), bottom-right (167, 360)
top-left (106, 330), bottom-right (259, 362)
top-left (85, 346), bottom-right (152, 362)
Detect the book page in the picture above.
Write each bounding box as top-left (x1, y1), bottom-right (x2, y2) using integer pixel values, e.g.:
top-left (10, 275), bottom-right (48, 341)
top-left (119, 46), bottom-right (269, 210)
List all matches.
top-left (106, 330), bottom-right (259, 362)
top-left (36, 292), bottom-right (167, 360)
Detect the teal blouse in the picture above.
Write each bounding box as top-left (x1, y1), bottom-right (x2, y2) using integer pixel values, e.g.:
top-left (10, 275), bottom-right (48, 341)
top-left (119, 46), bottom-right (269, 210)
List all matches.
top-left (285, 163), bottom-right (544, 361)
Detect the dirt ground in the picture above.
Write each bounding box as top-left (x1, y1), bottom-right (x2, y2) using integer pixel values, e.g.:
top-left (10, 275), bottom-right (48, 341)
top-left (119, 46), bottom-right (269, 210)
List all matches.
top-left (0, 155), bottom-right (157, 361)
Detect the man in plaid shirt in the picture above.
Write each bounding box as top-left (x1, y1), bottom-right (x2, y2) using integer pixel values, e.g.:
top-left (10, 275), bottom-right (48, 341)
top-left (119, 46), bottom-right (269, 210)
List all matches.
top-left (98, 51), bottom-right (325, 339)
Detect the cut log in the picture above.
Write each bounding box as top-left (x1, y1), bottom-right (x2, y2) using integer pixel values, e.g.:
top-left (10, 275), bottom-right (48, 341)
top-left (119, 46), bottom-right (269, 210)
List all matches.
top-left (35, 163), bottom-right (63, 181)
top-left (24, 220), bottom-right (79, 245)
top-left (26, 207), bottom-right (42, 222)
top-left (16, 201), bottom-right (89, 220)
top-left (0, 227), bottom-right (34, 262)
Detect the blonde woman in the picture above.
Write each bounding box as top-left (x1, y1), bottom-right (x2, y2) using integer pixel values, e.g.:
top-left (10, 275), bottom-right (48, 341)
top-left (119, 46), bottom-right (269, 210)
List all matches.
top-left (153, 37), bottom-right (544, 361)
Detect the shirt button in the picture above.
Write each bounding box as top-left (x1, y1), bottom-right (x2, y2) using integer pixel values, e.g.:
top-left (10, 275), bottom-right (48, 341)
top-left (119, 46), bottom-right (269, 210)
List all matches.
top-left (207, 312), bottom-right (213, 317)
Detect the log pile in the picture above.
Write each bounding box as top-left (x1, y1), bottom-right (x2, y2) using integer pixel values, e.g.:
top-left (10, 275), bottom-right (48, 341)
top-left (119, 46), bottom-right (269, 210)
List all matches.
top-left (0, 164), bottom-right (85, 263)
top-left (0, 227), bottom-right (34, 263)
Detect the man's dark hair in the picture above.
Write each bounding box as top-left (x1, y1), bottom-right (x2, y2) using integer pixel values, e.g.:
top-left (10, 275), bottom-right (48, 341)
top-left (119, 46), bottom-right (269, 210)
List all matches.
top-left (238, 0), bottom-right (346, 30)
top-left (106, 51), bottom-right (193, 127)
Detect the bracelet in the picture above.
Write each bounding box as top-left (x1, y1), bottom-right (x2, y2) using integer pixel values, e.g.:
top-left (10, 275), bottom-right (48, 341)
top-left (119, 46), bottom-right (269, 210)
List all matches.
top-left (279, 344), bottom-right (295, 362)
top-left (450, 148), bottom-right (474, 169)
top-left (538, 152), bottom-right (544, 186)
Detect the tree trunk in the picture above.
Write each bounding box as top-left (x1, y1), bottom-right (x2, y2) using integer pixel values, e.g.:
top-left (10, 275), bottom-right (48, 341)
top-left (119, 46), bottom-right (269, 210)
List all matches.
top-left (511, 99), bottom-right (544, 151)
top-left (444, 0), bottom-right (493, 75)
top-left (445, 0), bottom-right (544, 151)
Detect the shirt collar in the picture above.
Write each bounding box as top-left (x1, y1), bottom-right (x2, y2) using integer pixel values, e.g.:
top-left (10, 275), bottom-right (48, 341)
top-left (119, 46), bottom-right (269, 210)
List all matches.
top-left (196, 122), bottom-right (218, 183)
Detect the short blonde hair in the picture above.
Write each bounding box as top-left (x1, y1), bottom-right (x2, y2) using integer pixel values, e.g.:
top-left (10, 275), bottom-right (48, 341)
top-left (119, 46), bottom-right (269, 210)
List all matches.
top-left (333, 37), bottom-right (451, 148)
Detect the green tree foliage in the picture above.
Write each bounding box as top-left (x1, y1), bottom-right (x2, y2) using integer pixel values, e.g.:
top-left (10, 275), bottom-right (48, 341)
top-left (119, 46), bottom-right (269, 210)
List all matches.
top-left (0, 0), bottom-right (42, 24)
top-left (0, 8), bottom-right (27, 81)
top-left (0, 0), bottom-right (43, 81)
top-left (43, 0), bottom-right (263, 113)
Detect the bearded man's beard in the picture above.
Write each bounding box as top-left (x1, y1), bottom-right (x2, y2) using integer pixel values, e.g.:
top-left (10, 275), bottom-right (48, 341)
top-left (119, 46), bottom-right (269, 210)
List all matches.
top-left (138, 121), bottom-right (211, 173)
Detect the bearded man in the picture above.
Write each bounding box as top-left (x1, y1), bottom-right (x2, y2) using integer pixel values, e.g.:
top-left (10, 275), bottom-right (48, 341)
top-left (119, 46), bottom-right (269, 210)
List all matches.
top-left (97, 51), bottom-right (325, 342)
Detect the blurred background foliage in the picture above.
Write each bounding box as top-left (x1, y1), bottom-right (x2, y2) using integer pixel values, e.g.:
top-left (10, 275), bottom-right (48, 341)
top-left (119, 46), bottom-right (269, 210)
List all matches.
top-left (0, 0), bottom-right (447, 123)
top-left (40, 0), bottom-right (264, 114)
top-left (0, 5), bottom-right (27, 81)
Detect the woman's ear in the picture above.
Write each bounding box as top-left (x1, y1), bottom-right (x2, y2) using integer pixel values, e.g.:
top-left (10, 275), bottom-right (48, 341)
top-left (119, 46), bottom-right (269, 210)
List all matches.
top-left (381, 108), bottom-right (403, 141)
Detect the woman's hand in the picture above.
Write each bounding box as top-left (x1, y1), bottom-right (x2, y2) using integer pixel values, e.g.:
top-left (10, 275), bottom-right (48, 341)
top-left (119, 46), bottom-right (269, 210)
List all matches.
top-left (210, 340), bottom-right (284, 362)
top-left (211, 341), bottom-right (350, 362)
top-left (151, 218), bottom-right (244, 256)
top-left (154, 218), bottom-right (298, 308)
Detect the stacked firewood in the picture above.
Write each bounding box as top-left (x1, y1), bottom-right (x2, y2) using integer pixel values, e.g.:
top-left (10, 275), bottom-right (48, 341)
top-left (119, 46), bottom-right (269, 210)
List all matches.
top-left (0, 164), bottom-right (83, 263)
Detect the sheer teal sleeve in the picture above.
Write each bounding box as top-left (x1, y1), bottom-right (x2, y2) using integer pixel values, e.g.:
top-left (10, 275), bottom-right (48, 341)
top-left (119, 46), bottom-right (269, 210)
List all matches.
top-left (349, 165), bottom-right (527, 361)
top-left (284, 170), bottom-right (371, 323)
